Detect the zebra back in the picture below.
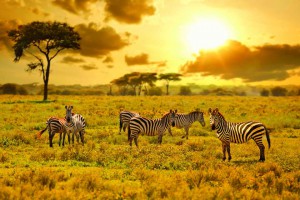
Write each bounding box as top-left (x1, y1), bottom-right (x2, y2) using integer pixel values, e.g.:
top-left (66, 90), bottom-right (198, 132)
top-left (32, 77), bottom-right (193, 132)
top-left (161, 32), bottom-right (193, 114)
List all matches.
top-left (174, 111), bottom-right (205, 128)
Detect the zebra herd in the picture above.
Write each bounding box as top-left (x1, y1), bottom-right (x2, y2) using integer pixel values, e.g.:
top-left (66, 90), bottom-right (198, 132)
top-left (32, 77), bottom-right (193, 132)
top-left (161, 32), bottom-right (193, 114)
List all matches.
top-left (37, 106), bottom-right (86, 147)
top-left (121, 108), bottom-right (271, 161)
top-left (38, 106), bottom-right (271, 161)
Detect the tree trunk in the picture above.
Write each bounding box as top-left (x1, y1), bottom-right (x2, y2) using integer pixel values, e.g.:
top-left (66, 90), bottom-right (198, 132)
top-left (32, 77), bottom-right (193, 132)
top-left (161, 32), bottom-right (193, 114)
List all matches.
top-left (43, 59), bottom-right (51, 101)
top-left (166, 84), bottom-right (169, 95)
top-left (43, 81), bottom-right (48, 101)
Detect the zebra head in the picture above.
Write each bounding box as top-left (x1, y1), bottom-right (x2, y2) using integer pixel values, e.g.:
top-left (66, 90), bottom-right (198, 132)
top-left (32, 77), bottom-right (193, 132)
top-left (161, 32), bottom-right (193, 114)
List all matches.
top-left (208, 108), bottom-right (219, 130)
top-left (65, 105), bottom-right (73, 123)
top-left (169, 109), bottom-right (178, 127)
top-left (196, 111), bottom-right (205, 127)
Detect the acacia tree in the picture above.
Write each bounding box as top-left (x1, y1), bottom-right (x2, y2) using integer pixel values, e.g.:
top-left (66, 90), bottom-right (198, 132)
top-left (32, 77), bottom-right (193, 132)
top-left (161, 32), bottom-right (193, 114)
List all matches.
top-left (8, 21), bottom-right (81, 100)
top-left (159, 73), bottom-right (182, 95)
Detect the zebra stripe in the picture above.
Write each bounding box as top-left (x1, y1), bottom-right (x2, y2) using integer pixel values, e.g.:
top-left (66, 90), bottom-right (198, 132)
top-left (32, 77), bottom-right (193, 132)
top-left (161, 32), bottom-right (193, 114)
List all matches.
top-left (37, 117), bottom-right (67, 147)
top-left (64, 105), bottom-right (86, 146)
top-left (128, 110), bottom-right (177, 147)
top-left (168, 110), bottom-right (205, 139)
top-left (119, 110), bottom-right (139, 134)
top-left (209, 108), bottom-right (271, 161)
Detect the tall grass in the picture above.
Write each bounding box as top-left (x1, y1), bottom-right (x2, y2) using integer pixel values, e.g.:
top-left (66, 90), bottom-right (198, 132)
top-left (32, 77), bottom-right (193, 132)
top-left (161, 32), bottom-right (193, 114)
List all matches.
top-left (0, 95), bottom-right (299, 199)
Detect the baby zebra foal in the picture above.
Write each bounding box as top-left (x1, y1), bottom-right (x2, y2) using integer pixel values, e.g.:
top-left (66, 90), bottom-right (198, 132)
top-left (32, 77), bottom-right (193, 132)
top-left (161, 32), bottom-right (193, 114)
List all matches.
top-left (119, 110), bottom-right (140, 134)
top-left (209, 108), bottom-right (271, 162)
top-left (168, 110), bottom-right (205, 139)
top-left (128, 110), bottom-right (177, 148)
top-left (64, 105), bottom-right (86, 146)
top-left (37, 117), bottom-right (67, 147)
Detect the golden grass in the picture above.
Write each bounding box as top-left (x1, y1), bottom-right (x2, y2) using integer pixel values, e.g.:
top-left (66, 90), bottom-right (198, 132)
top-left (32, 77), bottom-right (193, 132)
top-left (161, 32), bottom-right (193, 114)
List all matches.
top-left (0, 95), bottom-right (299, 199)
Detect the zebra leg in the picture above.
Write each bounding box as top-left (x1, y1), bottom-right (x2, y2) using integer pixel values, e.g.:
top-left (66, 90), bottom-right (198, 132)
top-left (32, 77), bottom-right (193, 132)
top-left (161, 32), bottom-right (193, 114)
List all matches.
top-left (59, 132), bottom-right (62, 146)
top-left (254, 139), bottom-right (265, 161)
top-left (62, 132), bottom-right (65, 146)
top-left (182, 127), bottom-right (189, 139)
top-left (222, 142), bottom-right (226, 161)
top-left (49, 132), bottom-right (54, 148)
top-left (168, 127), bottom-right (173, 137)
top-left (158, 132), bottom-right (163, 144)
top-left (227, 143), bottom-right (232, 161)
top-left (79, 131), bottom-right (84, 145)
top-left (259, 144), bottom-right (265, 162)
top-left (123, 123), bottom-right (127, 132)
top-left (134, 137), bottom-right (138, 148)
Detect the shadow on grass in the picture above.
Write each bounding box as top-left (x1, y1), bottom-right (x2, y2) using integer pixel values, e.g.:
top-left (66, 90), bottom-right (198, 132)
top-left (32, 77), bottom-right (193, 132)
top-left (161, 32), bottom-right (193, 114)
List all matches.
top-left (231, 159), bottom-right (259, 165)
top-left (2, 100), bottom-right (56, 104)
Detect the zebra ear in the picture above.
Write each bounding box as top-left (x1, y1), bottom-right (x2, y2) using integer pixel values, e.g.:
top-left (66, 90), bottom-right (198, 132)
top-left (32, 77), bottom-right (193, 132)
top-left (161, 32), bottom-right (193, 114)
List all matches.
top-left (70, 106), bottom-right (73, 109)
top-left (215, 108), bottom-right (219, 112)
top-left (208, 108), bottom-right (212, 114)
top-left (175, 109), bottom-right (177, 113)
top-left (65, 105), bottom-right (68, 109)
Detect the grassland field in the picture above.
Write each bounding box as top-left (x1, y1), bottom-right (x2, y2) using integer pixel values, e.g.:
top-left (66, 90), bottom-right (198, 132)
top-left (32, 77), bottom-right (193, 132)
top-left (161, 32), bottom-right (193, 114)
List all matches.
top-left (0, 95), bottom-right (299, 200)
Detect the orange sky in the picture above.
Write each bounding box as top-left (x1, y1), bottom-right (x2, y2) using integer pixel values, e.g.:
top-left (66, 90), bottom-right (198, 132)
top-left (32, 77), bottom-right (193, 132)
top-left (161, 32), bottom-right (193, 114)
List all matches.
top-left (0, 0), bottom-right (300, 86)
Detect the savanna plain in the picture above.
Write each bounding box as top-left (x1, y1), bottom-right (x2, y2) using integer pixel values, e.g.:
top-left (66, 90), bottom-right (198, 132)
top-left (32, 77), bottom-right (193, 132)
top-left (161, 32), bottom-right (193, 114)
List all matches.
top-left (0, 95), bottom-right (299, 200)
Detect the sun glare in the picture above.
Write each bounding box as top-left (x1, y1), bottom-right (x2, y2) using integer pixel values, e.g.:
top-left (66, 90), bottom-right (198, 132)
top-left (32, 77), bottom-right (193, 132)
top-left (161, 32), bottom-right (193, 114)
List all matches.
top-left (183, 18), bottom-right (231, 53)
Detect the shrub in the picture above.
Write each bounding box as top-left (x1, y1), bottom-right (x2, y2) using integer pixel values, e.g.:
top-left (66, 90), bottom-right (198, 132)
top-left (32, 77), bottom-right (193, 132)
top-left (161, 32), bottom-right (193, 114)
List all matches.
top-left (179, 86), bottom-right (192, 95)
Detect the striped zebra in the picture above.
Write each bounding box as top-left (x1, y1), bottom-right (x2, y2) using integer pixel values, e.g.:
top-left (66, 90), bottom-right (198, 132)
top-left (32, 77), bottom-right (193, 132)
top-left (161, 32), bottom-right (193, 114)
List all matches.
top-left (64, 105), bottom-right (86, 146)
top-left (208, 108), bottom-right (271, 161)
top-left (128, 110), bottom-right (177, 147)
top-left (119, 110), bottom-right (140, 134)
top-left (168, 110), bottom-right (205, 139)
top-left (37, 117), bottom-right (67, 147)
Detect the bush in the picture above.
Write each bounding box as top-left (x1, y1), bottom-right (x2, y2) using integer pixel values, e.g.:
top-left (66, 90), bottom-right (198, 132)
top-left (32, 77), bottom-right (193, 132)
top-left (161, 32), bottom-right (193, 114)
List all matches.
top-left (148, 87), bottom-right (163, 96)
top-left (271, 86), bottom-right (287, 96)
top-left (179, 86), bottom-right (192, 96)
top-left (260, 89), bottom-right (270, 96)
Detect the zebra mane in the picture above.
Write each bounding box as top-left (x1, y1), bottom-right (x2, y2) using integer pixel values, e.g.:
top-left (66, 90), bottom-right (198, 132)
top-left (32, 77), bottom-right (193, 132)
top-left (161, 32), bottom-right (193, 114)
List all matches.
top-left (161, 112), bottom-right (170, 119)
top-left (216, 111), bottom-right (226, 121)
top-left (189, 110), bottom-right (202, 115)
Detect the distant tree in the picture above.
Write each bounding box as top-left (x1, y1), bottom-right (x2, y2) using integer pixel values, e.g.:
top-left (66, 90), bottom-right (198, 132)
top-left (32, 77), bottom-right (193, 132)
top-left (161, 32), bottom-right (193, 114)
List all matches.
top-left (148, 87), bottom-right (163, 96)
top-left (2, 83), bottom-right (17, 94)
top-left (159, 73), bottom-right (182, 95)
top-left (8, 21), bottom-right (81, 101)
top-left (179, 86), bottom-right (192, 96)
top-left (140, 72), bottom-right (157, 95)
top-left (111, 76), bottom-right (128, 95)
top-left (271, 86), bottom-right (287, 96)
top-left (260, 89), bottom-right (270, 97)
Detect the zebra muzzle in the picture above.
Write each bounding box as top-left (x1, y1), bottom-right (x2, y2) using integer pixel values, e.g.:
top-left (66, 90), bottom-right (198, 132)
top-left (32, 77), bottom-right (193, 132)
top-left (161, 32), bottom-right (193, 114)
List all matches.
top-left (211, 124), bottom-right (216, 130)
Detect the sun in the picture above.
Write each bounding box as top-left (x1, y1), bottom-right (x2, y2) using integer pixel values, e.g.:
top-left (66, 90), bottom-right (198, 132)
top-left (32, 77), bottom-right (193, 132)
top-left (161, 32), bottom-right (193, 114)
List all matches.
top-left (183, 17), bottom-right (231, 53)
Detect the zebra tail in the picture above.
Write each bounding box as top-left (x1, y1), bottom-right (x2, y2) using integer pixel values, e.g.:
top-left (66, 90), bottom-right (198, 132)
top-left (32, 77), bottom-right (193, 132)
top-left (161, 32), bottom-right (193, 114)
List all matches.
top-left (36, 126), bottom-right (47, 139)
top-left (128, 124), bottom-right (131, 141)
top-left (264, 125), bottom-right (271, 149)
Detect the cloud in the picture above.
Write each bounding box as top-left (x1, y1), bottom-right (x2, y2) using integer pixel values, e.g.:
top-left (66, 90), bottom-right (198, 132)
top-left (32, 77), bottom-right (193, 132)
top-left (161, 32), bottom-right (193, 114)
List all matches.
top-left (75, 23), bottom-right (130, 58)
top-left (30, 7), bottom-right (50, 17)
top-left (61, 56), bottom-right (84, 63)
top-left (0, 19), bottom-right (20, 51)
top-left (104, 0), bottom-right (155, 24)
top-left (103, 55), bottom-right (113, 63)
top-left (52, 0), bottom-right (97, 15)
top-left (180, 40), bottom-right (300, 82)
top-left (80, 64), bottom-right (97, 70)
top-left (125, 53), bottom-right (166, 67)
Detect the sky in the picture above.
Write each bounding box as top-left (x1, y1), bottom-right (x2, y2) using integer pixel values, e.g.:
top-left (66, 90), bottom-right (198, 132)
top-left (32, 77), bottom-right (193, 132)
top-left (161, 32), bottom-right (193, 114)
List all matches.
top-left (0, 0), bottom-right (300, 86)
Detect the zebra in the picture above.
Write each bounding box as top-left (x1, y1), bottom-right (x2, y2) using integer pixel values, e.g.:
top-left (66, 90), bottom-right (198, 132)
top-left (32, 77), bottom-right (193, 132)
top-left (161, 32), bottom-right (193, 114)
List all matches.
top-left (208, 108), bottom-right (271, 162)
top-left (119, 110), bottom-right (140, 134)
top-left (64, 105), bottom-right (86, 146)
top-left (37, 117), bottom-right (67, 147)
top-left (167, 110), bottom-right (205, 139)
top-left (128, 109), bottom-right (177, 147)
